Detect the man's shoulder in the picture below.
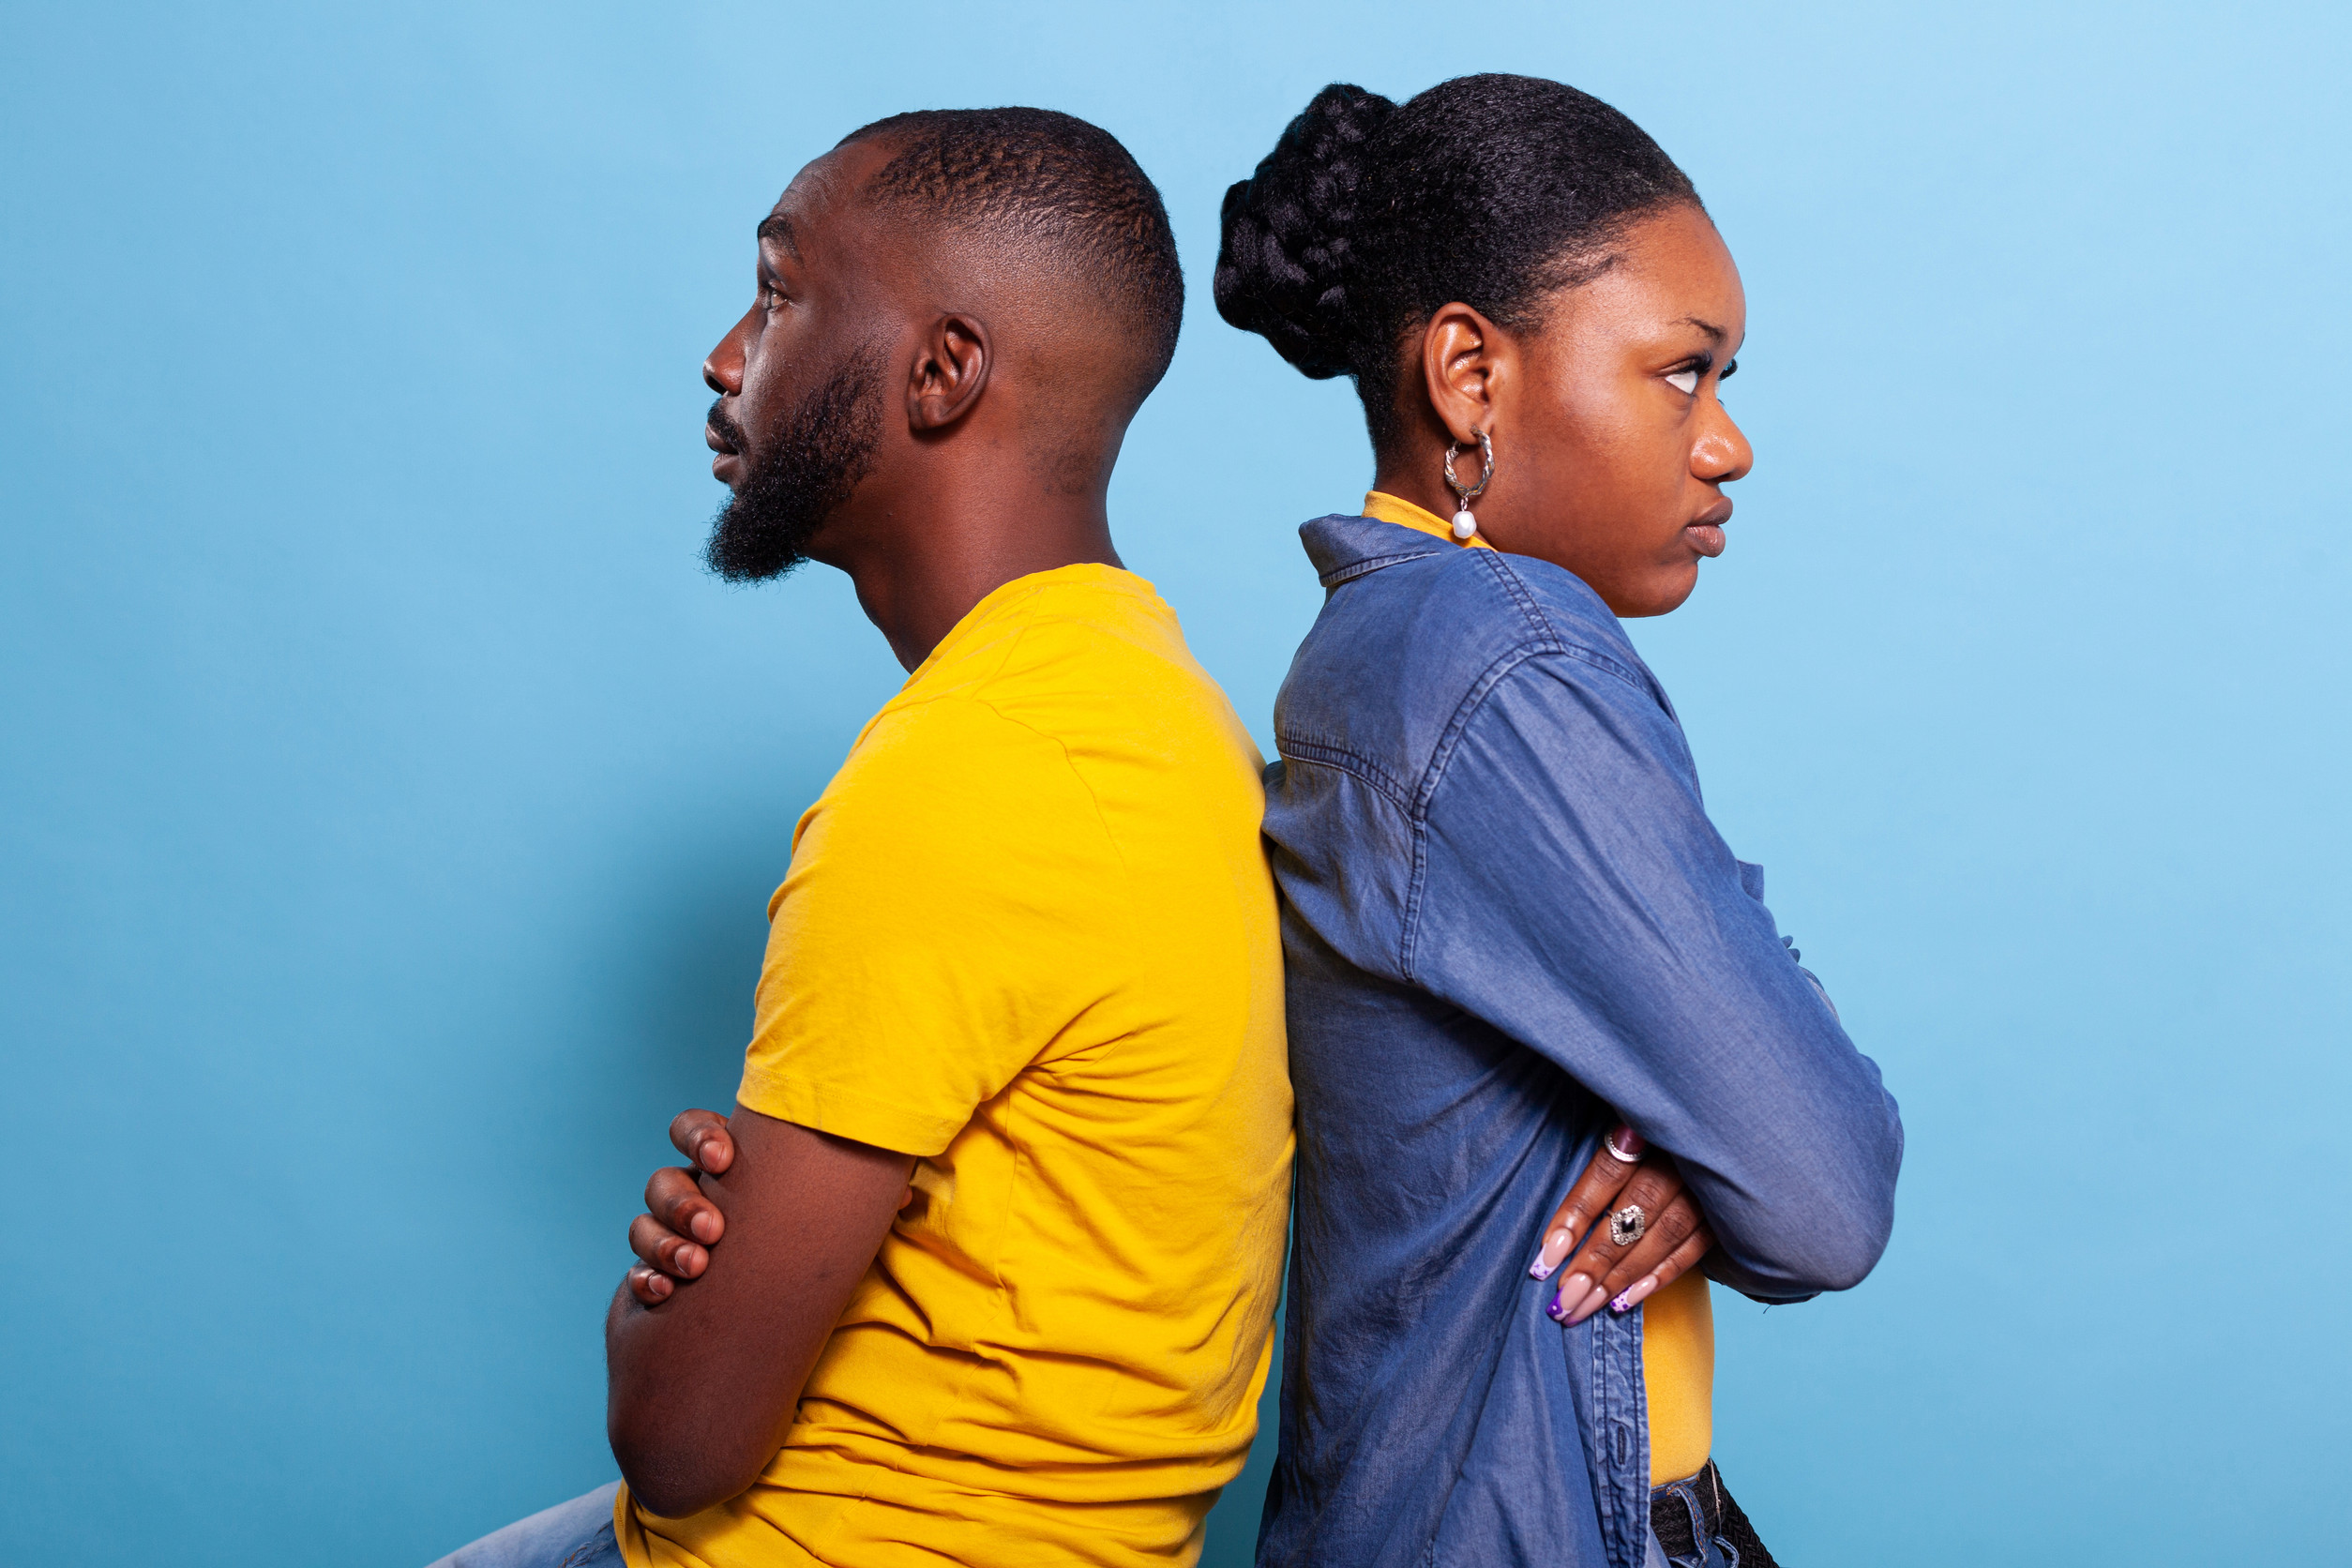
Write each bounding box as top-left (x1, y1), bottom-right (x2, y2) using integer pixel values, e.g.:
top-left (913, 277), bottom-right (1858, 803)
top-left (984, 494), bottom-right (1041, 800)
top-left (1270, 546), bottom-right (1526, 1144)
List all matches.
top-left (916, 568), bottom-right (1255, 766)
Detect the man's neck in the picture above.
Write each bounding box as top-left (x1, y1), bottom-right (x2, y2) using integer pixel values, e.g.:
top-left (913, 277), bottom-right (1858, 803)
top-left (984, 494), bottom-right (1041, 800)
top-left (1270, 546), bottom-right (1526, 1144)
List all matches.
top-left (832, 489), bottom-right (1122, 671)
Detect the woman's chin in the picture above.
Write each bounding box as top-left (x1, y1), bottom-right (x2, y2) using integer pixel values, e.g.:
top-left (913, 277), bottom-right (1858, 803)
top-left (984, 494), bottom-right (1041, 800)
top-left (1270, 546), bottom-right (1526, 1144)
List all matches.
top-left (1611, 565), bottom-right (1701, 619)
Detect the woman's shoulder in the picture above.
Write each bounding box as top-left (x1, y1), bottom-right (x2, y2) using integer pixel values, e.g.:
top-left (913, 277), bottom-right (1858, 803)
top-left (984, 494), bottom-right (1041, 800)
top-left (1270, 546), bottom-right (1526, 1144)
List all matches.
top-left (1278, 518), bottom-right (1671, 787)
top-left (1307, 519), bottom-right (1652, 689)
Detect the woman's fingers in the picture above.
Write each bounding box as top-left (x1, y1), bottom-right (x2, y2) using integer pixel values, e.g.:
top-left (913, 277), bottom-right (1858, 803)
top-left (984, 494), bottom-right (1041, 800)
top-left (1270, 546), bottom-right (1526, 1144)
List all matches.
top-left (1589, 1193), bottom-right (1706, 1303)
top-left (1545, 1162), bottom-right (1686, 1324)
top-left (1606, 1222), bottom-right (1715, 1318)
top-left (669, 1108), bottom-right (735, 1174)
top-left (1529, 1125), bottom-right (1646, 1281)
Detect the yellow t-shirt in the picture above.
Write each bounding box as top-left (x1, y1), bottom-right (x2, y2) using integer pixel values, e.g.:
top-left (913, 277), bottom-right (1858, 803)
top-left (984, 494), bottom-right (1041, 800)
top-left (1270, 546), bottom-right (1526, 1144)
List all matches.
top-left (617, 565), bottom-right (1295, 1568)
top-left (1361, 491), bottom-right (1715, 1485)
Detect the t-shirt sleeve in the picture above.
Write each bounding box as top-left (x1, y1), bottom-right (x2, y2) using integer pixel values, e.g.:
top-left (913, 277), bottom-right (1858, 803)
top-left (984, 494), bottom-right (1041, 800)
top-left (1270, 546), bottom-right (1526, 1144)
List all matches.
top-left (735, 696), bottom-right (1130, 1156)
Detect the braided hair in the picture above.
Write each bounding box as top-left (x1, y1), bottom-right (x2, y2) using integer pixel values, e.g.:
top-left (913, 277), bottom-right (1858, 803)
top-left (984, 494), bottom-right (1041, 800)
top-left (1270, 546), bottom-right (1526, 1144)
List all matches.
top-left (1214, 74), bottom-right (1699, 452)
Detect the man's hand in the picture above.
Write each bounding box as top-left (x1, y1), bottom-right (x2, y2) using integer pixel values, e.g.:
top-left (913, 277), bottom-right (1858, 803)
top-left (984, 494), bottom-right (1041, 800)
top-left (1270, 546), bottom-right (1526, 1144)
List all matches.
top-left (1527, 1123), bottom-right (1714, 1326)
top-left (626, 1109), bottom-right (737, 1305)
top-left (605, 1105), bottom-right (914, 1518)
top-left (626, 1108), bottom-right (914, 1306)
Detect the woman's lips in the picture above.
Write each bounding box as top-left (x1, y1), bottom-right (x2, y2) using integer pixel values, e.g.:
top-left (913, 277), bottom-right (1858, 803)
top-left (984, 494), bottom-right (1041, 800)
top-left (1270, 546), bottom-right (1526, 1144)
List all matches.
top-left (1685, 521), bottom-right (1726, 558)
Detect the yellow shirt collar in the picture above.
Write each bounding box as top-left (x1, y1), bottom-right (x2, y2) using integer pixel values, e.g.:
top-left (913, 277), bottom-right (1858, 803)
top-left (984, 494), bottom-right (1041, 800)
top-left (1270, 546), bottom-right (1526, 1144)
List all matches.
top-left (1362, 490), bottom-right (1495, 550)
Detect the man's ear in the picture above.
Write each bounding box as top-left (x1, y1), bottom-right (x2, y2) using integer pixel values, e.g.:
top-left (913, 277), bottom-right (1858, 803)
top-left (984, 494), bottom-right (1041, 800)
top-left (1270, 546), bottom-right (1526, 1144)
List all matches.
top-left (1419, 302), bottom-right (1507, 445)
top-left (907, 312), bottom-right (991, 431)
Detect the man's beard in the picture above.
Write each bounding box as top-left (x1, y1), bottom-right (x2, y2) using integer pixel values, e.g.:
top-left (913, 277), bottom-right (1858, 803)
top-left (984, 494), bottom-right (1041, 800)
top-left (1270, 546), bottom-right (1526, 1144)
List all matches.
top-left (704, 346), bottom-right (884, 582)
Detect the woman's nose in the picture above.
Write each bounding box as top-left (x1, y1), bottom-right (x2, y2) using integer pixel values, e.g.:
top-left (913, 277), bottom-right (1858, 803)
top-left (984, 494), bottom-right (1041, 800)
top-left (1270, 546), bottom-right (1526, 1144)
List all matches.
top-left (1694, 402), bottom-right (1753, 484)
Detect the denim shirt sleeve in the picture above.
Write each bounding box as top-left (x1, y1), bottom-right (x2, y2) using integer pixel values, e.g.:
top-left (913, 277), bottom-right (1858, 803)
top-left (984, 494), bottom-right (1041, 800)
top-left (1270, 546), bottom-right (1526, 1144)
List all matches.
top-left (1405, 651), bottom-right (1905, 1302)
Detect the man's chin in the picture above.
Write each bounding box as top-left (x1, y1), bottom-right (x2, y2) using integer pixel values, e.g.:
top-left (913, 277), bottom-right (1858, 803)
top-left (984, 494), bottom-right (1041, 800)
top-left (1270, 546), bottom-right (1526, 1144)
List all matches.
top-left (705, 502), bottom-right (822, 583)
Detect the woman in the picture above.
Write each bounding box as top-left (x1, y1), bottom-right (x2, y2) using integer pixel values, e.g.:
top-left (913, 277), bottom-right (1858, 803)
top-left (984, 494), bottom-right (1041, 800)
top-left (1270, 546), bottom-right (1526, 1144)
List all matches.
top-left (1215, 76), bottom-right (1904, 1568)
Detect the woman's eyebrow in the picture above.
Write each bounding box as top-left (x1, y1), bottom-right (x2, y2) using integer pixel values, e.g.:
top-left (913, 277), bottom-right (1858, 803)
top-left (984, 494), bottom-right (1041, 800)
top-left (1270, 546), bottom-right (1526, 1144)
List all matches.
top-left (1676, 315), bottom-right (1727, 340)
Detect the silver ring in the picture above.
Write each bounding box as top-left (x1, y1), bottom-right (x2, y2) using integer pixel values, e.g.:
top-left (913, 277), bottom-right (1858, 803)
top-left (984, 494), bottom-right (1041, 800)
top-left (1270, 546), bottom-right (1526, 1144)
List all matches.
top-left (1608, 1203), bottom-right (1647, 1247)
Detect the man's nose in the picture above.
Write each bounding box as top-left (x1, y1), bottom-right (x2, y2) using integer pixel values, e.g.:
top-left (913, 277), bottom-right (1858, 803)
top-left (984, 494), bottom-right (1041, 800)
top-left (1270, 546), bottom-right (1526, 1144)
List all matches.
top-left (703, 320), bottom-right (747, 396)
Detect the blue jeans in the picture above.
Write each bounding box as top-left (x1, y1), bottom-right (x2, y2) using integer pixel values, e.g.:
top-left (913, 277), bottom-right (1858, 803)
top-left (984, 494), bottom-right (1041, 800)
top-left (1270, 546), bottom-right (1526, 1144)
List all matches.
top-left (426, 1483), bottom-right (622, 1568)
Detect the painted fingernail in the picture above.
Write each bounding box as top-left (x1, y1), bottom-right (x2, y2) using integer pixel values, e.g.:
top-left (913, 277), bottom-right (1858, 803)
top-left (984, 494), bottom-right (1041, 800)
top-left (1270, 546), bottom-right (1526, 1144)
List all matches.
top-left (1547, 1274), bottom-right (1591, 1319)
top-left (1610, 1276), bottom-right (1661, 1314)
top-left (1565, 1285), bottom-right (1611, 1326)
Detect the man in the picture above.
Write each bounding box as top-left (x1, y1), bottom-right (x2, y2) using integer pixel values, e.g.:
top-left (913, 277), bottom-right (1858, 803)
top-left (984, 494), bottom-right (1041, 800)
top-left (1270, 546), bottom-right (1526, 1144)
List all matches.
top-left (430, 109), bottom-right (1292, 1568)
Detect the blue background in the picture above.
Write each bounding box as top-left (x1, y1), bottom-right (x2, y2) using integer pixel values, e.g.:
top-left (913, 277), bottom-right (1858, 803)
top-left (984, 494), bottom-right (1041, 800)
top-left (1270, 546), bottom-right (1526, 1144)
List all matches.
top-left (4, 3), bottom-right (2346, 1563)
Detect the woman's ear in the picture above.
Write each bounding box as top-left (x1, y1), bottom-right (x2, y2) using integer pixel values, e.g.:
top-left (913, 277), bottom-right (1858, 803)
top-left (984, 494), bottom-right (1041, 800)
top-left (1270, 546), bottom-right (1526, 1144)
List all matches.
top-left (1420, 302), bottom-right (1507, 444)
top-left (908, 311), bottom-right (992, 431)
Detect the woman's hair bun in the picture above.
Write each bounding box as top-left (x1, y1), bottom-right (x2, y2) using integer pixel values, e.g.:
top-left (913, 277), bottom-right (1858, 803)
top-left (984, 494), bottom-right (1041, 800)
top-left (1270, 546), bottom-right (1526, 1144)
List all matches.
top-left (1213, 83), bottom-right (1395, 381)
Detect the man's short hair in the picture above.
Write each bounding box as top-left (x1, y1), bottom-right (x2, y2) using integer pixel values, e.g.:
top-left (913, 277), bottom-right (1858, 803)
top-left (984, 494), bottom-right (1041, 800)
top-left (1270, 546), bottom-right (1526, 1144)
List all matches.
top-left (841, 108), bottom-right (1184, 401)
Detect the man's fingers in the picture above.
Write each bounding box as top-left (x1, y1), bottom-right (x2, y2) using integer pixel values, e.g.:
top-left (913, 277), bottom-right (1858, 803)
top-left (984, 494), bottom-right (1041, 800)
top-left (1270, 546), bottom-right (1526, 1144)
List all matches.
top-left (1591, 1195), bottom-right (1706, 1300)
top-left (1546, 1164), bottom-right (1687, 1325)
top-left (628, 1213), bottom-right (707, 1279)
top-left (626, 1264), bottom-right (674, 1305)
top-left (1606, 1224), bottom-right (1715, 1318)
top-left (645, 1165), bottom-right (724, 1246)
top-left (1529, 1126), bottom-right (1645, 1280)
top-left (668, 1108), bottom-right (735, 1174)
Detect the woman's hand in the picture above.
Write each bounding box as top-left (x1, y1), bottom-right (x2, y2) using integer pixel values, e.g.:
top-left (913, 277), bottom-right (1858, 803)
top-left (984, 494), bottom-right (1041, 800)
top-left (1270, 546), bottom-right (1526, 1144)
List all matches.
top-left (1528, 1123), bottom-right (1714, 1326)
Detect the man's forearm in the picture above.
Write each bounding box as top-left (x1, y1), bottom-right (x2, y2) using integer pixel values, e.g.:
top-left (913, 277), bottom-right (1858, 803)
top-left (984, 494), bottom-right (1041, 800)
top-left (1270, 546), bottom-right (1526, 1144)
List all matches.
top-left (605, 1274), bottom-right (820, 1517)
top-left (603, 1108), bottom-right (913, 1519)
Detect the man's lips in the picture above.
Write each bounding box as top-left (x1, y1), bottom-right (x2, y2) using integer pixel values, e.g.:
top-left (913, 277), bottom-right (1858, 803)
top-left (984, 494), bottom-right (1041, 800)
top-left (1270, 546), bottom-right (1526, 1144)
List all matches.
top-left (706, 423), bottom-right (743, 482)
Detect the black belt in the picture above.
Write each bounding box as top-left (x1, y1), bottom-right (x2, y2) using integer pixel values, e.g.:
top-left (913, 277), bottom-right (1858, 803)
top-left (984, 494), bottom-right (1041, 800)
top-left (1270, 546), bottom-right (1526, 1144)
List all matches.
top-left (1649, 1461), bottom-right (1779, 1566)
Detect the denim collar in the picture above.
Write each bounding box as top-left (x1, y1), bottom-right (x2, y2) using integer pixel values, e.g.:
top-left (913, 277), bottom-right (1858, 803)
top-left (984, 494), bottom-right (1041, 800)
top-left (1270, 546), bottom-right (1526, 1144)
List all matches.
top-left (1299, 513), bottom-right (1632, 656)
top-left (1300, 514), bottom-right (1455, 589)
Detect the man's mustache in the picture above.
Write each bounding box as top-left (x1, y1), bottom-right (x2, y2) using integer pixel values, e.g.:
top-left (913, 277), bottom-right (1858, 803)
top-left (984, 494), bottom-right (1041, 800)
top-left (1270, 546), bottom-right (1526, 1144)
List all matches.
top-left (706, 399), bottom-right (746, 454)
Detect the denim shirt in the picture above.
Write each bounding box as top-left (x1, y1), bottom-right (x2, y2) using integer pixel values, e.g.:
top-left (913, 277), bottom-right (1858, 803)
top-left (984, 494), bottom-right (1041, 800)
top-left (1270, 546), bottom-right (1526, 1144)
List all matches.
top-left (1255, 516), bottom-right (1905, 1568)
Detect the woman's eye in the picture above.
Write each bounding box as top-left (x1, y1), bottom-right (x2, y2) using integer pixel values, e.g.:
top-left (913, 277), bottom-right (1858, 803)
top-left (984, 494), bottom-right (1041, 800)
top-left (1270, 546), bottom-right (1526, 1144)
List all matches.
top-left (1665, 369), bottom-right (1700, 395)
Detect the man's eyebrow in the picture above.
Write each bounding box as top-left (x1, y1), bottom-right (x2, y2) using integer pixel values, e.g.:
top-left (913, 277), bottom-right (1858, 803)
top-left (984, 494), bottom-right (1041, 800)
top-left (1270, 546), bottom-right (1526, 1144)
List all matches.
top-left (756, 214), bottom-right (801, 260)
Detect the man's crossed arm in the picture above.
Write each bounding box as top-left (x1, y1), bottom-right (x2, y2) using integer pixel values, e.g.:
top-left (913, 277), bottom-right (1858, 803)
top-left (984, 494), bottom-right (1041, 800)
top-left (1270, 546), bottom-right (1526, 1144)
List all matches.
top-left (605, 1107), bottom-right (912, 1519)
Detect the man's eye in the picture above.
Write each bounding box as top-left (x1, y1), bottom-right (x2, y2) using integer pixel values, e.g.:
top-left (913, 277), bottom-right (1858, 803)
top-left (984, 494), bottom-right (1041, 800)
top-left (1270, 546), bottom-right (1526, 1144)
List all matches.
top-left (1665, 369), bottom-right (1699, 395)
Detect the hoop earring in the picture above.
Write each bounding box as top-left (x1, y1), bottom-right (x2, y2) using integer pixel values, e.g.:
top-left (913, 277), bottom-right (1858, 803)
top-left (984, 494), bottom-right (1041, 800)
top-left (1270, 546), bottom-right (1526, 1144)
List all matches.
top-left (1442, 430), bottom-right (1494, 540)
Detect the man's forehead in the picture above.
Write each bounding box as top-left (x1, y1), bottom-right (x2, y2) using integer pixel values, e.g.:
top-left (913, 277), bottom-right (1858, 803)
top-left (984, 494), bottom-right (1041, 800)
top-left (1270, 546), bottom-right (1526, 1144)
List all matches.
top-left (761, 140), bottom-right (895, 260)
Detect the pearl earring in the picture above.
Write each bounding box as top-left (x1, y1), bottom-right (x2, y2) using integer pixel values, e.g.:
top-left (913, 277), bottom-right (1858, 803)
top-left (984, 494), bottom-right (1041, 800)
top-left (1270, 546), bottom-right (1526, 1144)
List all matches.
top-left (1443, 429), bottom-right (1495, 540)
